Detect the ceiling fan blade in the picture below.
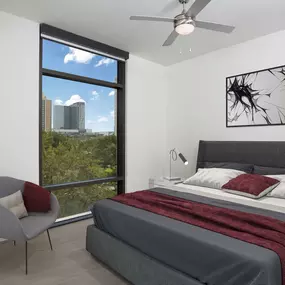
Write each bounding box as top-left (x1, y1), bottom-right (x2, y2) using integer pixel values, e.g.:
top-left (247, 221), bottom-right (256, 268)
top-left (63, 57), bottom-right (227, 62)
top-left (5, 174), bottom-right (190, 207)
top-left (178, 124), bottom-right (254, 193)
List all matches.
top-left (130, 16), bottom-right (174, 23)
top-left (163, 30), bottom-right (179, 46)
top-left (159, 1), bottom-right (180, 15)
top-left (186, 0), bottom-right (211, 18)
top-left (195, 21), bottom-right (235, 33)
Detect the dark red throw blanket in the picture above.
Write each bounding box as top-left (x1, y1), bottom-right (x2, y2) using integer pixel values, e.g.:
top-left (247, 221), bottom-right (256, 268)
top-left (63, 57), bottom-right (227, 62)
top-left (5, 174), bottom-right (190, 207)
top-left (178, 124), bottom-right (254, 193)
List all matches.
top-left (112, 190), bottom-right (285, 284)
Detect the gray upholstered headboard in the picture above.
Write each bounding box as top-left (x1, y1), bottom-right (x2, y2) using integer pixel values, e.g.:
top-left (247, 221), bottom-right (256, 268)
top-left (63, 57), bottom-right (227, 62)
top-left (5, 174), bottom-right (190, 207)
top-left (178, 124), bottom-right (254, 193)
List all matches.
top-left (196, 141), bottom-right (285, 170)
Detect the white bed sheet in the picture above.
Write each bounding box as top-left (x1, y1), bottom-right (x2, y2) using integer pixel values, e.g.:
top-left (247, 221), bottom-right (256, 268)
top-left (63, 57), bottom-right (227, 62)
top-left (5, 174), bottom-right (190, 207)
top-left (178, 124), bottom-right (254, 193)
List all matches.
top-left (162, 183), bottom-right (285, 214)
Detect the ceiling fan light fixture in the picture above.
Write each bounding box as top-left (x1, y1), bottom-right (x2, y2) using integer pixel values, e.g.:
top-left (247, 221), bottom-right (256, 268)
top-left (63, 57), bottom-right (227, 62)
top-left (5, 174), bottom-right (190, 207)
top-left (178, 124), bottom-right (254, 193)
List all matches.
top-left (175, 23), bottom-right (195, 35)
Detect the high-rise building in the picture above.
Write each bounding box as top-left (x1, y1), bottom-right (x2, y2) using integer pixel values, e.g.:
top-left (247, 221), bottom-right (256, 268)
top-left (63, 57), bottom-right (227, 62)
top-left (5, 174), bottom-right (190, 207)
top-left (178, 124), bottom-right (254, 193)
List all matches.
top-left (64, 105), bottom-right (79, 129)
top-left (71, 102), bottom-right (85, 131)
top-left (42, 94), bottom-right (52, 131)
top-left (53, 105), bottom-right (65, 129)
top-left (53, 102), bottom-right (85, 131)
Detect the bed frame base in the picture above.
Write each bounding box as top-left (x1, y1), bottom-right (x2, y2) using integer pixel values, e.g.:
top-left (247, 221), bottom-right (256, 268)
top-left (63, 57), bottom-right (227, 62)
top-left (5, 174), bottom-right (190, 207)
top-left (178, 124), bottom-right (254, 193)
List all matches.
top-left (86, 225), bottom-right (202, 285)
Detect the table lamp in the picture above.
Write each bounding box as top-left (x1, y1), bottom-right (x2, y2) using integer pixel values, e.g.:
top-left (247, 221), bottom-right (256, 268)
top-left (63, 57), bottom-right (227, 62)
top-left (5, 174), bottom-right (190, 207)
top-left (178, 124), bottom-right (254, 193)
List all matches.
top-left (164, 148), bottom-right (188, 181)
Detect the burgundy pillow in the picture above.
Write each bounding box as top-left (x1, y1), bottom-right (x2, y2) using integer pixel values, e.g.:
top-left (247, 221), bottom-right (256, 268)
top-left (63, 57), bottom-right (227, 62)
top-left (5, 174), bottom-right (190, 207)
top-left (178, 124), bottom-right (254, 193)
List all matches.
top-left (23, 182), bottom-right (51, 212)
top-left (222, 174), bottom-right (280, 199)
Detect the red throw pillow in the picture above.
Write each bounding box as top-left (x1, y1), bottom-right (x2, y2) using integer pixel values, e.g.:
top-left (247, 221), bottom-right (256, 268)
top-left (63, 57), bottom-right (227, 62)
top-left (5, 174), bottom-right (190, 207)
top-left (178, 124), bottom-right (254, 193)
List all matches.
top-left (23, 182), bottom-right (51, 212)
top-left (222, 174), bottom-right (280, 199)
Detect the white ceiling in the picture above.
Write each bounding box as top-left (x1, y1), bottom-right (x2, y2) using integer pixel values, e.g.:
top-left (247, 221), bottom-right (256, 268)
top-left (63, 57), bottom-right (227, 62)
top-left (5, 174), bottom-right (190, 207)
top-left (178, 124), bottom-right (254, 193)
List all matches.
top-left (0, 0), bottom-right (285, 66)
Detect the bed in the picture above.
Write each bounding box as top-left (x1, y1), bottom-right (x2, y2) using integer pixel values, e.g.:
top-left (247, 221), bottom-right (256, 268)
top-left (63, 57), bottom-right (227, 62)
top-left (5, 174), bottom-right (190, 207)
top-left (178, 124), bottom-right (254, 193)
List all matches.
top-left (86, 141), bottom-right (285, 285)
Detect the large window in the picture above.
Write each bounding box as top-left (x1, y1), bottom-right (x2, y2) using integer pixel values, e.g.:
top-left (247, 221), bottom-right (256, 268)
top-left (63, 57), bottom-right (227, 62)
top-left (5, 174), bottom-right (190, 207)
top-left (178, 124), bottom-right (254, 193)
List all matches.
top-left (40, 25), bottom-right (127, 223)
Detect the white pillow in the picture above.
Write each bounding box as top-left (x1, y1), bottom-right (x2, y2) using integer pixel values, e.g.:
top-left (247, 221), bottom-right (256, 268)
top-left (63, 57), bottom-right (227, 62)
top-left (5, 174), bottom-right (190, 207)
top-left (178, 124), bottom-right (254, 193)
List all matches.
top-left (266, 175), bottom-right (285, 198)
top-left (0, 190), bottom-right (28, 219)
top-left (183, 168), bottom-right (245, 189)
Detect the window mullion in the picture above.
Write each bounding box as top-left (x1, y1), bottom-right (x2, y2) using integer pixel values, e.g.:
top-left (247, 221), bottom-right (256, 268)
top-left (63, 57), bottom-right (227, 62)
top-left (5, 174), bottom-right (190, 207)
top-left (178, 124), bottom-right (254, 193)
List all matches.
top-left (42, 68), bottom-right (123, 90)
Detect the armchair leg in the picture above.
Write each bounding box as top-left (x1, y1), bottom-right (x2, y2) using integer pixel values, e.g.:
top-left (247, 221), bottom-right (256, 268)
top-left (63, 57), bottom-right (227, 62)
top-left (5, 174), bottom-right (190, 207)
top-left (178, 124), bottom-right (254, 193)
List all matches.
top-left (13, 241), bottom-right (16, 246)
top-left (25, 241), bottom-right (28, 275)
top-left (47, 229), bottom-right (53, 251)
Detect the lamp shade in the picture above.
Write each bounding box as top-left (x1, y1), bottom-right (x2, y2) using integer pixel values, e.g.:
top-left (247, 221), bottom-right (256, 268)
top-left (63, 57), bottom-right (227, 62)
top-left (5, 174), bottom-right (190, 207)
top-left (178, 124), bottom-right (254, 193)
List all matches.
top-left (178, 153), bottom-right (188, 165)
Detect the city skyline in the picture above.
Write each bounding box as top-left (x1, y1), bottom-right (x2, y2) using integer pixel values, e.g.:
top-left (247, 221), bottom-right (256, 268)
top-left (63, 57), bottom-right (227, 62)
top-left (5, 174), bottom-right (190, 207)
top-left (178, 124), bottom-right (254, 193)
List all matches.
top-left (42, 39), bottom-right (116, 132)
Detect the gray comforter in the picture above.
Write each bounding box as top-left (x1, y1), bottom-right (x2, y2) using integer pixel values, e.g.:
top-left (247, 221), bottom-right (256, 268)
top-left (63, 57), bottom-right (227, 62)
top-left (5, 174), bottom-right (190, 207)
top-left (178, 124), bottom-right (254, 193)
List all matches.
top-left (91, 188), bottom-right (283, 285)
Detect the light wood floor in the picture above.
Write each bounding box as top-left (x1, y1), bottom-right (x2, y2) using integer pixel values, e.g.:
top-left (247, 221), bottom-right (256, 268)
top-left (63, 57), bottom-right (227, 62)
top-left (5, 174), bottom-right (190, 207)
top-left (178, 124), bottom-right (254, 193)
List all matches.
top-left (0, 219), bottom-right (129, 285)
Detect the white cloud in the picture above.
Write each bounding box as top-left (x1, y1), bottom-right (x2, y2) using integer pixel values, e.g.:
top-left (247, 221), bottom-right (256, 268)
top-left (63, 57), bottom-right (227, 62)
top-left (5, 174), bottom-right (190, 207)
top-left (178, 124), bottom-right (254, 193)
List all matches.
top-left (64, 47), bottom-right (95, 64)
top-left (91, 90), bottom-right (100, 101)
top-left (54, 99), bottom-right (64, 106)
top-left (87, 120), bottom-right (96, 125)
top-left (97, 116), bottom-right (109, 123)
top-left (65, 95), bottom-right (86, 106)
top-left (95, 58), bottom-right (115, 67)
top-left (110, 110), bottom-right (115, 119)
top-left (109, 90), bottom-right (116, 97)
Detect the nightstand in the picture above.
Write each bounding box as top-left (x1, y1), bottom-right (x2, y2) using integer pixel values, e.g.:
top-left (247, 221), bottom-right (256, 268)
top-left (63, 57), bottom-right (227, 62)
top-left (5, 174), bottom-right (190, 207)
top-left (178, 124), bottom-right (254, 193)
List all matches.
top-left (149, 177), bottom-right (184, 189)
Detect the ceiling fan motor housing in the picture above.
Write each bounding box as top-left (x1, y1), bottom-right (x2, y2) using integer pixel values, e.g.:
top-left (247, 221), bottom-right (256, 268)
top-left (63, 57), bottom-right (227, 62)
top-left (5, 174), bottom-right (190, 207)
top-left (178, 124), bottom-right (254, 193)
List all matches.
top-left (174, 13), bottom-right (195, 29)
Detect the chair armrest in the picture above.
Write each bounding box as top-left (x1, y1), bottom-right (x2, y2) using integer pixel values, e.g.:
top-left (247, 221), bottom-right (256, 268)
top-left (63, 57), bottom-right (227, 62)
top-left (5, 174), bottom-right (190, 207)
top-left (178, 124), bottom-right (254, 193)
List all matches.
top-left (50, 193), bottom-right (60, 219)
top-left (0, 205), bottom-right (26, 241)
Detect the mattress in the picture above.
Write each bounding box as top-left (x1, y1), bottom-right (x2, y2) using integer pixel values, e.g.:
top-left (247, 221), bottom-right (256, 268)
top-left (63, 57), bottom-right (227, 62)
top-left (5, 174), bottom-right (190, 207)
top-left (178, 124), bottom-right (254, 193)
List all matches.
top-left (91, 187), bottom-right (282, 285)
top-left (166, 183), bottom-right (285, 213)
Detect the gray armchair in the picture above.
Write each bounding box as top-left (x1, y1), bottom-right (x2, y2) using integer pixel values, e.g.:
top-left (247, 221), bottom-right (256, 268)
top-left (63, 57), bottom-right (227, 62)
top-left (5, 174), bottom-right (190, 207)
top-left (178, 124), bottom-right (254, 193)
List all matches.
top-left (0, 176), bottom-right (60, 274)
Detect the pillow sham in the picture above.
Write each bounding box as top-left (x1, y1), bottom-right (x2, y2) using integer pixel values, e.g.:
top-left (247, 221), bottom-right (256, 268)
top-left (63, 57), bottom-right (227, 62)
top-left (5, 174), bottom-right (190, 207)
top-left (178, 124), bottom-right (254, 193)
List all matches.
top-left (266, 175), bottom-right (285, 198)
top-left (222, 174), bottom-right (280, 199)
top-left (183, 168), bottom-right (245, 189)
top-left (253, 165), bottom-right (285, 175)
top-left (204, 162), bottom-right (253, 173)
top-left (0, 190), bottom-right (28, 219)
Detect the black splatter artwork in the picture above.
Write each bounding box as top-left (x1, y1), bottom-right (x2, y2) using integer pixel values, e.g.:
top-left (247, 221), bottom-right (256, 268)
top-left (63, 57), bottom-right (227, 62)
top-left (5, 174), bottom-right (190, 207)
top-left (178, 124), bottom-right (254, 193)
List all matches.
top-left (227, 66), bottom-right (285, 127)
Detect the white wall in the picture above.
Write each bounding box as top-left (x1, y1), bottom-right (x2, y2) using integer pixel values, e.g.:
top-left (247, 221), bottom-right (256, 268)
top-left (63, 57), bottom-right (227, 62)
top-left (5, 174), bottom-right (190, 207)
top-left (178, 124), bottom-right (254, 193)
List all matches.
top-left (126, 55), bottom-right (167, 192)
top-left (166, 30), bottom-right (285, 178)
top-left (0, 12), bottom-right (39, 183)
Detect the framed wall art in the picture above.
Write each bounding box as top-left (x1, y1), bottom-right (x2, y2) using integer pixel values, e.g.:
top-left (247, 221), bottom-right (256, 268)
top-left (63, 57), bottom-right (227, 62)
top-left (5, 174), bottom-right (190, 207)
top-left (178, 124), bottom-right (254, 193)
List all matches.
top-left (226, 65), bottom-right (285, 127)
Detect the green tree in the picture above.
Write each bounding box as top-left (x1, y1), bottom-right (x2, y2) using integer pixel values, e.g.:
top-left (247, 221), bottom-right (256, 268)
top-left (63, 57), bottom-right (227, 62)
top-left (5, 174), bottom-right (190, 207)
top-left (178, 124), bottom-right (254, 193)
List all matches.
top-left (42, 131), bottom-right (117, 217)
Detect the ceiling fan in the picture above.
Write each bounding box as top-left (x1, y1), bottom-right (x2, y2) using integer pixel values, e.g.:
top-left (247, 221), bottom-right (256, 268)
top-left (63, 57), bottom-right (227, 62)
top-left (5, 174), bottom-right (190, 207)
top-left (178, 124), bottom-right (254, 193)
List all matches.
top-left (130, 0), bottom-right (235, 47)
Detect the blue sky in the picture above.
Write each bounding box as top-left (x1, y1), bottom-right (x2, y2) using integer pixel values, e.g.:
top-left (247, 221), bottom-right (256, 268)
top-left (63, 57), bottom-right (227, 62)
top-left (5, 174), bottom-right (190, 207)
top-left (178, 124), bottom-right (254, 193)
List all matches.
top-left (42, 39), bottom-right (117, 132)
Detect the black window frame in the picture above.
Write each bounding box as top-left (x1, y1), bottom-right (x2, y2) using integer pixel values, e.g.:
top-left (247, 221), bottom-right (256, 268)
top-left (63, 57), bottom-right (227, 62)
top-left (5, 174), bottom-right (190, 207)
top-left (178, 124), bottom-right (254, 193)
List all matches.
top-left (39, 24), bottom-right (128, 226)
